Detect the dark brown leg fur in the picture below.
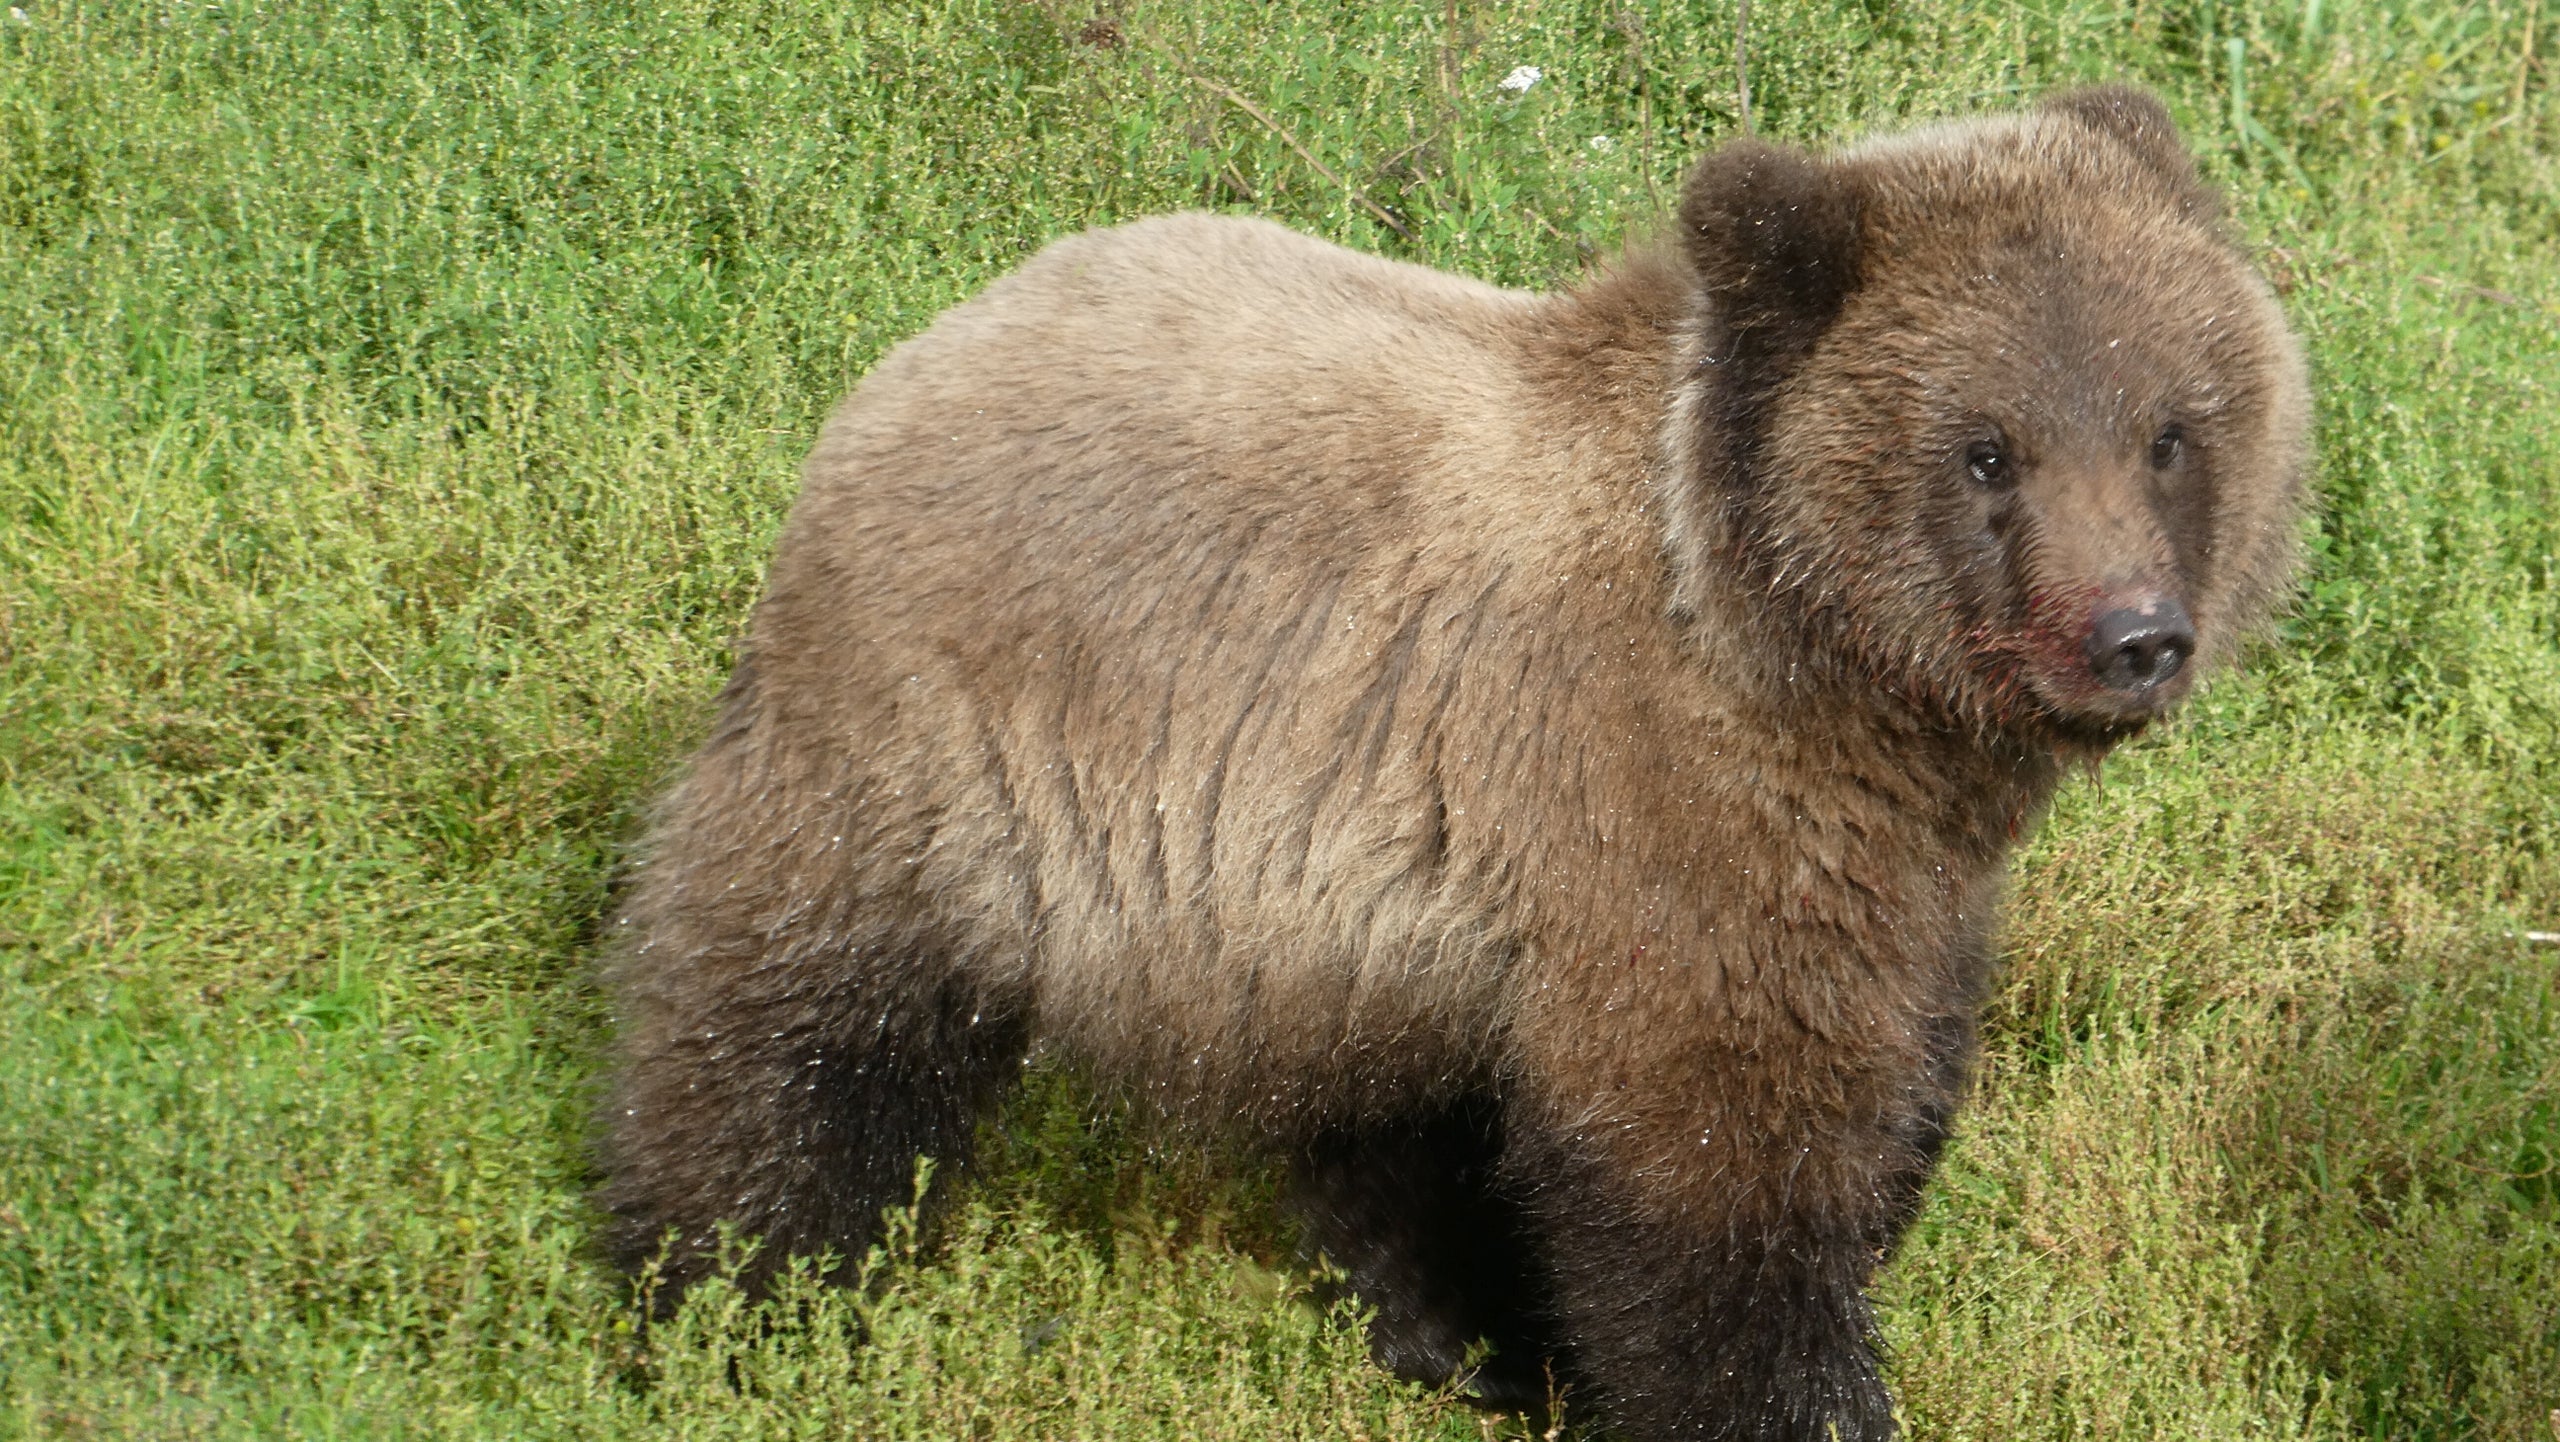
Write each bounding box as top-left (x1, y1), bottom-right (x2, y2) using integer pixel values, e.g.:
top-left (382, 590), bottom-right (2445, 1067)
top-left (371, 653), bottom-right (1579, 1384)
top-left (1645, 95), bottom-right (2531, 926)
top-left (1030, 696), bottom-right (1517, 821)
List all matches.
top-left (1495, 998), bottom-right (1980, 1440)
top-left (602, 668), bottom-right (1034, 1302)
top-left (1514, 1128), bottom-right (1898, 1442)
top-left (604, 947), bottom-right (1029, 1301)
top-left (1288, 1097), bottom-right (1560, 1410)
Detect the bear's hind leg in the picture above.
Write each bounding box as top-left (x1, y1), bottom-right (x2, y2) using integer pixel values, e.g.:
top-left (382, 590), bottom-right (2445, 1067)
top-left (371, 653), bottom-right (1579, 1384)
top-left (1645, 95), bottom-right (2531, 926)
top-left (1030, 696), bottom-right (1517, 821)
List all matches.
top-left (603, 927), bottom-right (1030, 1304)
top-left (1287, 1097), bottom-right (1559, 1409)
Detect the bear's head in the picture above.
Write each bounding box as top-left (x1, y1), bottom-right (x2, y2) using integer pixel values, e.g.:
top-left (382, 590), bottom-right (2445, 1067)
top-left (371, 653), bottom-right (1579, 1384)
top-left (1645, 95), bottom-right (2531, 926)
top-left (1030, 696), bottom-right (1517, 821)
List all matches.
top-left (1667, 87), bottom-right (2311, 748)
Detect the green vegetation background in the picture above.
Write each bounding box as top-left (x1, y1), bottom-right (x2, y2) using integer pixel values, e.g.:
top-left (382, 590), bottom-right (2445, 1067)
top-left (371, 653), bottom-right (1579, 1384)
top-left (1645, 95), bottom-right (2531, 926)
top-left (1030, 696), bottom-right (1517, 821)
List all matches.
top-left (2, 0), bottom-right (2555, 1435)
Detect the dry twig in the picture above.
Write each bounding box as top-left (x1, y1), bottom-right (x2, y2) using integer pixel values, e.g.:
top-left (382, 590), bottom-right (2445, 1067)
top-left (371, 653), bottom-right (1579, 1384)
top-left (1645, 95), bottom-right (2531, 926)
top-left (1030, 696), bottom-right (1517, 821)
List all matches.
top-left (2416, 274), bottom-right (2531, 308)
top-left (1734, 0), bottom-right (1754, 135)
top-left (1182, 71), bottom-right (1416, 241)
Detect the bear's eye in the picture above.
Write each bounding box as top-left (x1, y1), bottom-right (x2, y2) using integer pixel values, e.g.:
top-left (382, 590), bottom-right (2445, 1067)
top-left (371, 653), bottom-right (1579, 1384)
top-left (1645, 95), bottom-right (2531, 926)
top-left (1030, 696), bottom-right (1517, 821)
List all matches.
top-left (1964, 440), bottom-right (2014, 489)
top-left (2150, 424), bottom-right (2186, 470)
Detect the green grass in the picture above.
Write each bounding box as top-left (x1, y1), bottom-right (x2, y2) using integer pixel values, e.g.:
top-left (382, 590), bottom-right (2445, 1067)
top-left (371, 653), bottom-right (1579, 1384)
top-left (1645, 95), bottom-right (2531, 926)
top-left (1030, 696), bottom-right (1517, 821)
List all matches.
top-left (3, 0), bottom-right (2557, 1435)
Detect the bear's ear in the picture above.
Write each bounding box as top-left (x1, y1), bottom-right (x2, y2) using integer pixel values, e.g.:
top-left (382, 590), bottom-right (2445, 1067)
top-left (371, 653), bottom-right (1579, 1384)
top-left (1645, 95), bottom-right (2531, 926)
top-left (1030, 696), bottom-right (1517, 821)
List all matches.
top-left (2039, 86), bottom-right (2216, 212)
top-left (1677, 139), bottom-right (1865, 393)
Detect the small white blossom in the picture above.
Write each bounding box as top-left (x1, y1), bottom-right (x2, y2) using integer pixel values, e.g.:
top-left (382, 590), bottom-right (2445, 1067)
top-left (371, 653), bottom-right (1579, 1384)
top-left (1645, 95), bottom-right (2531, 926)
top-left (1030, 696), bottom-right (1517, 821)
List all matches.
top-left (8, 7), bottom-right (28, 22)
top-left (1588, 134), bottom-right (1617, 152)
top-left (1498, 65), bottom-right (1543, 94)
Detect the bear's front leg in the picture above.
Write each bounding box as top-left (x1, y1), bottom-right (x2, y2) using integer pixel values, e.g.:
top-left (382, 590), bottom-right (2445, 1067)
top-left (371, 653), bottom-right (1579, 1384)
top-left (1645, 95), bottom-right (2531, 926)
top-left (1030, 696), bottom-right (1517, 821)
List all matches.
top-left (1498, 945), bottom-right (1970, 1442)
top-left (1511, 1108), bottom-right (1906, 1441)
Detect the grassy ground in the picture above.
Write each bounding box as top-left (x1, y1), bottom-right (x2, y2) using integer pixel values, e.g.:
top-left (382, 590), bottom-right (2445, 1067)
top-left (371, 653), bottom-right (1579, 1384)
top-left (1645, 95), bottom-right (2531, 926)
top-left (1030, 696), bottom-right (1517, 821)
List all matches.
top-left (2, 0), bottom-right (2556, 1436)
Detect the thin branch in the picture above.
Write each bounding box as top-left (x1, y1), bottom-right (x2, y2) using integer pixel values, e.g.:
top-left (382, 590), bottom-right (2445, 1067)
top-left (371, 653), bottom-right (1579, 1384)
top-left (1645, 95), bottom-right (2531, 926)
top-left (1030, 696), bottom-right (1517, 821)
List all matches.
top-left (2516, 0), bottom-right (2542, 117)
top-left (1734, 0), bottom-right (1754, 135)
top-left (1183, 72), bottom-right (1416, 241)
top-left (1441, 0), bottom-right (1464, 108)
top-left (2416, 274), bottom-right (2530, 308)
top-left (1614, 8), bottom-right (1666, 220)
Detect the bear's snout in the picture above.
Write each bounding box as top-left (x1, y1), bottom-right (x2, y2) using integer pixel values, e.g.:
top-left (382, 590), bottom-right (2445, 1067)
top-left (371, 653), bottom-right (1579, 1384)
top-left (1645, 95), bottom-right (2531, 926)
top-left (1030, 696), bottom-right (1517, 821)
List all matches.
top-left (2084, 596), bottom-right (2196, 696)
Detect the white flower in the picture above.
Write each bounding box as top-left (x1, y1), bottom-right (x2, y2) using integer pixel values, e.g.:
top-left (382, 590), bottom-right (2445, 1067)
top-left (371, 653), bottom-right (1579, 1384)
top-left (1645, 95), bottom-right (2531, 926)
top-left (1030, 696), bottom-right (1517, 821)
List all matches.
top-left (1588, 134), bottom-right (1617, 152)
top-left (1498, 65), bottom-right (1543, 94)
top-left (7, 7), bottom-right (27, 21)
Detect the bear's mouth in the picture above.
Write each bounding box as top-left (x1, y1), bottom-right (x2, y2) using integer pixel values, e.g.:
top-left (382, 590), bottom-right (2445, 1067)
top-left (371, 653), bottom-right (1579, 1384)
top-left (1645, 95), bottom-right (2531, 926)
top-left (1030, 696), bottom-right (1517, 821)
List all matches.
top-left (2034, 705), bottom-right (2157, 751)
top-left (2014, 652), bottom-right (2197, 739)
top-left (1960, 631), bottom-right (2194, 752)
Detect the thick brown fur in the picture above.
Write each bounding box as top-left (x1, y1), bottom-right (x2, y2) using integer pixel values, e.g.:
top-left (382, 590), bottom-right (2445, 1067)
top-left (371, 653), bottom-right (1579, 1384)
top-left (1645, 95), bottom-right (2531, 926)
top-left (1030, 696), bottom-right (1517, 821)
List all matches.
top-left (601, 87), bottom-right (2310, 1441)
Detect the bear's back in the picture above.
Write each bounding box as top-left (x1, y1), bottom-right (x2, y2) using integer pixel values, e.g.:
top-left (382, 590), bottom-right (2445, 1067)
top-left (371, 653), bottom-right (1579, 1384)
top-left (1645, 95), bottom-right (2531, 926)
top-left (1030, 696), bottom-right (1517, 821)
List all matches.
top-left (790, 215), bottom-right (1548, 581)
top-left (730, 218), bottom-right (1669, 1112)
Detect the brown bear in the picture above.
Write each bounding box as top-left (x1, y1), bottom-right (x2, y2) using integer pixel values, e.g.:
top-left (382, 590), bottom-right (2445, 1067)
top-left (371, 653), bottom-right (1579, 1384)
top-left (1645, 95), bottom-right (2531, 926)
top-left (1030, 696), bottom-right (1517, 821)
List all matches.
top-left (601, 86), bottom-right (2309, 1440)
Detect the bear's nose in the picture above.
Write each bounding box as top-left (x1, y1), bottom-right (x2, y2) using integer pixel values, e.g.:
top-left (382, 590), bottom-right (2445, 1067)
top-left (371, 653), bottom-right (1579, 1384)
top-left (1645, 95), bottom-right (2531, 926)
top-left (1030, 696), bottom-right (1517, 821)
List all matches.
top-left (2085, 600), bottom-right (2196, 693)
